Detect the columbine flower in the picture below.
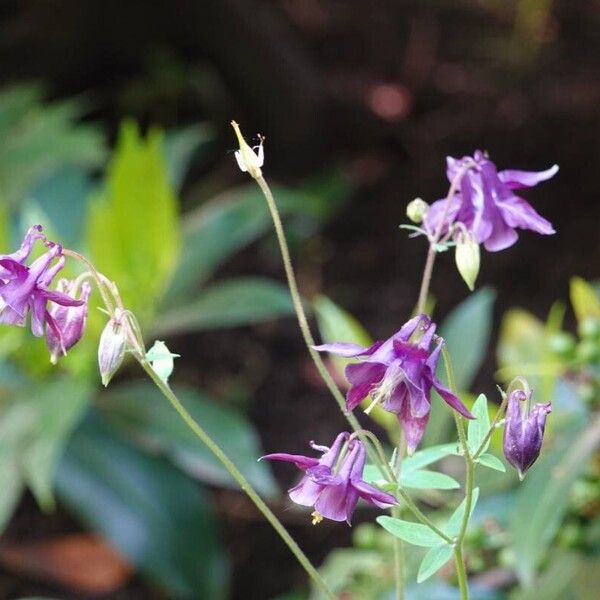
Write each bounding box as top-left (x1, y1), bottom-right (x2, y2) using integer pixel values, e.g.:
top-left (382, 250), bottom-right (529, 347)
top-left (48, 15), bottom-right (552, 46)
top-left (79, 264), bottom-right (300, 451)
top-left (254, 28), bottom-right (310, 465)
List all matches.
top-left (262, 432), bottom-right (397, 524)
top-left (0, 224), bottom-right (45, 280)
top-left (98, 308), bottom-right (128, 386)
top-left (423, 150), bottom-right (558, 251)
top-left (503, 388), bottom-right (551, 479)
top-left (230, 120), bottom-right (264, 179)
top-left (0, 234), bottom-right (84, 336)
top-left (46, 279), bottom-right (91, 363)
top-left (315, 315), bottom-right (473, 453)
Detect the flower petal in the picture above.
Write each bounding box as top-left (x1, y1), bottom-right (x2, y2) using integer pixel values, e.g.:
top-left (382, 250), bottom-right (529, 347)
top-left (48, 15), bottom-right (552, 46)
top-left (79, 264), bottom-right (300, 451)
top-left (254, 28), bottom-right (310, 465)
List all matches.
top-left (430, 376), bottom-right (474, 419)
top-left (260, 453), bottom-right (320, 470)
top-left (352, 478), bottom-right (397, 508)
top-left (313, 342), bottom-right (376, 357)
top-left (498, 165), bottom-right (558, 189)
top-left (496, 195), bottom-right (555, 235)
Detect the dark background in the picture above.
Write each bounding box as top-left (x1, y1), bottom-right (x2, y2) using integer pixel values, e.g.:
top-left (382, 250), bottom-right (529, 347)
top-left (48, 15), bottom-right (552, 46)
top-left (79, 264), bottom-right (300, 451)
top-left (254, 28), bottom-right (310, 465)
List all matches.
top-left (1, 1), bottom-right (599, 598)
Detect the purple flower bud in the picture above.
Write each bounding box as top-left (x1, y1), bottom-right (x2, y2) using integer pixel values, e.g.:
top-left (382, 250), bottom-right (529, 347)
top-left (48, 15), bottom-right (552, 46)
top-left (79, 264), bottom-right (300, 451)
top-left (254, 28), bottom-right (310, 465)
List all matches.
top-left (262, 433), bottom-right (397, 524)
top-left (46, 279), bottom-right (91, 364)
top-left (503, 388), bottom-right (551, 479)
top-left (98, 309), bottom-right (128, 387)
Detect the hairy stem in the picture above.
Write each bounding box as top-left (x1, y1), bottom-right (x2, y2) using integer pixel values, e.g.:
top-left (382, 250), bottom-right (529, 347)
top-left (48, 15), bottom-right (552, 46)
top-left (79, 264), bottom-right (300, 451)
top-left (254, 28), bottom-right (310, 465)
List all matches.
top-left (138, 358), bottom-right (335, 600)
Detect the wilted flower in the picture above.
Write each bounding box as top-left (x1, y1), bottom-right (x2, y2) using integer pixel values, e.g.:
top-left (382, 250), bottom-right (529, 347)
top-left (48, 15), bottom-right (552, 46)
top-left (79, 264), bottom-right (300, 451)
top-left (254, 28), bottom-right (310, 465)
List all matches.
top-left (46, 279), bottom-right (92, 363)
top-left (503, 388), bottom-right (551, 479)
top-left (262, 432), bottom-right (397, 524)
top-left (315, 315), bottom-right (473, 453)
top-left (424, 150), bottom-right (558, 251)
top-left (231, 120), bottom-right (264, 179)
top-left (98, 308), bottom-right (128, 386)
top-left (0, 232), bottom-right (84, 336)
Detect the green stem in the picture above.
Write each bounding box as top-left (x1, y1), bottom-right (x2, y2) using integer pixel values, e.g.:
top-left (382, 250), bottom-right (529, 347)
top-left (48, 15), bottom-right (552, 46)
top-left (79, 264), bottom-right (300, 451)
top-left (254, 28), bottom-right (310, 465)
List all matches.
top-left (137, 359), bottom-right (335, 599)
top-left (416, 245), bottom-right (437, 315)
top-left (454, 546), bottom-right (470, 600)
top-left (472, 393), bottom-right (508, 460)
top-left (392, 505), bottom-right (405, 600)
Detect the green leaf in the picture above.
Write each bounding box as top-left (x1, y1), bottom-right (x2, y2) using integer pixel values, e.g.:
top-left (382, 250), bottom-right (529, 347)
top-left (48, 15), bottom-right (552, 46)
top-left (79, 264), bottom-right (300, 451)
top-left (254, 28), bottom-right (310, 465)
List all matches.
top-left (155, 277), bottom-right (294, 335)
top-left (467, 394), bottom-right (490, 455)
top-left (400, 470), bottom-right (459, 490)
top-left (87, 121), bottom-right (180, 324)
top-left (145, 340), bottom-right (179, 383)
top-left (570, 277), bottom-right (600, 322)
top-left (417, 544), bottom-right (454, 583)
top-left (376, 516), bottom-right (446, 547)
top-left (439, 287), bottom-right (495, 391)
top-left (511, 416), bottom-right (599, 586)
top-left (56, 413), bottom-right (229, 599)
top-left (445, 488), bottom-right (480, 537)
top-left (476, 453), bottom-right (506, 472)
top-left (97, 381), bottom-right (277, 497)
top-left (402, 444), bottom-right (459, 473)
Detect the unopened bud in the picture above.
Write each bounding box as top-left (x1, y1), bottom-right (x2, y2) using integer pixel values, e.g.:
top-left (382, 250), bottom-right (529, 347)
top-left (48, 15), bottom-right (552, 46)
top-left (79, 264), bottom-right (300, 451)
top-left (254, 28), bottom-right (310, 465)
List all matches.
top-left (231, 120), bottom-right (264, 179)
top-left (406, 198), bottom-right (429, 223)
top-left (455, 230), bottom-right (480, 291)
top-left (98, 309), bottom-right (128, 387)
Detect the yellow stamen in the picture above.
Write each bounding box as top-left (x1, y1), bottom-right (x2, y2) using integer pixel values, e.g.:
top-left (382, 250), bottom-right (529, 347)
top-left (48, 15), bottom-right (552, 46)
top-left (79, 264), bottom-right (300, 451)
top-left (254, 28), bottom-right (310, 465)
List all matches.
top-left (311, 511), bottom-right (324, 525)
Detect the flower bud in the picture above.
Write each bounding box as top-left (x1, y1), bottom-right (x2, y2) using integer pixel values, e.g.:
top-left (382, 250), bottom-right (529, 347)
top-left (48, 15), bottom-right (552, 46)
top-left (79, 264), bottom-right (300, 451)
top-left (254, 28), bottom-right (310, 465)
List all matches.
top-left (98, 309), bottom-right (128, 387)
top-left (455, 230), bottom-right (480, 291)
top-left (406, 198), bottom-right (429, 223)
top-left (231, 120), bottom-right (264, 179)
top-left (503, 387), bottom-right (551, 480)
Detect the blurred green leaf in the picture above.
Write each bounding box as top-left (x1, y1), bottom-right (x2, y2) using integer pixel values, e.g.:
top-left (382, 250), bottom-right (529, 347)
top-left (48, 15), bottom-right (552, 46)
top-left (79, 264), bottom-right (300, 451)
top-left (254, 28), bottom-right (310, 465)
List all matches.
top-left (56, 413), bottom-right (229, 599)
top-left (377, 516), bottom-right (446, 547)
top-left (402, 444), bottom-right (458, 473)
top-left (511, 416), bottom-right (600, 586)
top-left (439, 287), bottom-right (495, 391)
top-left (97, 381), bottom-right (277, 497)
top-left (476, 453), bottom-right (505, 472)
top-left (87, 121), bottom-right (180, 324)
top-left (401, 470), bottom-right (459, 490)
top-left (467, 394), bottom-right (490, 455)
top-left (405, 580), bottom-right (503, 600)
top-left (445, 488), bottom-right (480, 537)
top-left (155, 277), bottom-right (293, 335)
top-left (570, 277), bottom-right (600, 322)
top-left (0, 84), bottom-right (105, 207)
top-left (417, 544), bottom-right (453, 583)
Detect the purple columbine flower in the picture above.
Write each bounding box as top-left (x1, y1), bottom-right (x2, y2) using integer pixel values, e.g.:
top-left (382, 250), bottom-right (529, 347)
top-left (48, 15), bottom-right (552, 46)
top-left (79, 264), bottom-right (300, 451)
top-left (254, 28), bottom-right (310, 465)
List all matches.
top-left (314, 315), bottom-right (474, 453)
top-left (503, 388), bottom-right (551, 480)
top-left (423, 150), bottom-right (558, 251)
top-left (46, 279), bottom-right (92, 363)
top-left (0, 231), bottom-right (84, 336)
top-left (262, 432), bottom-right (397, 524)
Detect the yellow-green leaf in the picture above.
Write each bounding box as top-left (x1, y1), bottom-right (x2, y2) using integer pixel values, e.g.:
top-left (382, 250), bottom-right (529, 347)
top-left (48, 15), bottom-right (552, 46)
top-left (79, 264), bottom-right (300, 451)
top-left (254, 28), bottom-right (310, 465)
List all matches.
top-left (570, 277), bottom-right (600, 322)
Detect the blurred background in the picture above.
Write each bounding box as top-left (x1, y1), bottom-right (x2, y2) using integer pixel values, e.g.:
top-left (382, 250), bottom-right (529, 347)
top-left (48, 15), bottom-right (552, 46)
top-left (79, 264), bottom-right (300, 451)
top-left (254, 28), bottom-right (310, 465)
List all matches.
top-left (0, 1), bottom-right (599, 599)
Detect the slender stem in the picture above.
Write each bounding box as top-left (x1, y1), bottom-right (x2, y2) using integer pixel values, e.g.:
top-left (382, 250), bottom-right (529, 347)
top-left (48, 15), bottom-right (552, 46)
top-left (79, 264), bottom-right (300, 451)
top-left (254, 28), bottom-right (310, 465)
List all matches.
top-left (396, 487), bottom-right (453, 543)
top-left (138, 358), bottom-right (335, 600)
top-left (472, 394), bottom-right (508, 460)
top-left (416, 246), bottom-right (437, 315)
top-left (454, 546), bottom-right (469, 600)
top-left (254, 176), bottom-right (376, 458)
top-left (392, 505), bottom-right (405, 600)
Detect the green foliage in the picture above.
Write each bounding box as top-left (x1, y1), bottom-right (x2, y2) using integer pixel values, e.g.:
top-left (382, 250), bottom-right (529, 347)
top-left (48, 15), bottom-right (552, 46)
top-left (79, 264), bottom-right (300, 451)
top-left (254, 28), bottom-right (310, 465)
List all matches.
top-left (570, 277), bottom-right (600, 322)
top-left (376, 516), bottom-right (446, 547)
top-left (417, 544), bottom-right (453, 583)
top-left (468, 394), bottom-right (491, 455)
top-left (87, 121), bottom-right (180, 324)
top-left (56, 413), bottom-right (229, 599)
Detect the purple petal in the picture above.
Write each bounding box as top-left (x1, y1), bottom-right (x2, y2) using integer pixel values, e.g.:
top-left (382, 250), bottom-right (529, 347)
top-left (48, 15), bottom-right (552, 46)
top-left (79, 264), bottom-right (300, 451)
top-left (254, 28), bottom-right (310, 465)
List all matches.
top-left (352, 479), bottom-right (397, 508)
top-left (289, 475), bottom-right (325, 507)
top-left (346, 383), bottom-right (373, 411)
top-left (260, 453), bottom-right (319, 470)
top-left (306, 464), bottom-right (341, 486)
top-left (42, 289), bottom-right (86, 307)
top-left (345, 361), bottom-right (386, 386)
top-left (496, 195), bottom-right (555, 235)
top-left (482, 219), bottom-right (519, 252)
top-left (314, 482), bottom-right (353, 522)
top-left (430, 377), bottom-right (474, 419)
top-left (313, 342), bottom-right (371, 357)
top-left (398, 404), bottom-right (429, 454)
top-left (498, 165), bottom-right (558, 189)
top-left (423, 195), bottom-right (462, 237)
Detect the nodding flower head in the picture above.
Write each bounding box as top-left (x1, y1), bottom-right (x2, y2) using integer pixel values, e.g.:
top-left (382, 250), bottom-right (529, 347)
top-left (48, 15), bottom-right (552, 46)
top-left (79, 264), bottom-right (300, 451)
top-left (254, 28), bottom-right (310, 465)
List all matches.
top-left (424, 150), bottom-right (558, 252)
top-left (231, 120), bottom-right (264, 179)
top-left (503, 387), bottom-right (551, 480)
top-left (314, 314), bottom-right (474, 453)
top-left (261, 432), bottom-right (397, 524)
top-left (46, 279), bottom-right (91, 364)
top-left (98, 308), bottom-right (128, 387)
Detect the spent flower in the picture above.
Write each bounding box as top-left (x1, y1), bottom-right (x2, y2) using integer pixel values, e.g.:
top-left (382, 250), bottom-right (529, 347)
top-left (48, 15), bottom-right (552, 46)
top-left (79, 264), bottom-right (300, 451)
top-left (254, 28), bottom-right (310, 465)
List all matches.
top-left (262, 432), bottom-right (397, 524)
top-left (315, 315), bottom-right (473, 453)
top-left (231, 120), bottom-right (264, 179)
top-left (503, 387), bottom-right (551, 479)
top-left (424, 150), bottom-right (558, 251)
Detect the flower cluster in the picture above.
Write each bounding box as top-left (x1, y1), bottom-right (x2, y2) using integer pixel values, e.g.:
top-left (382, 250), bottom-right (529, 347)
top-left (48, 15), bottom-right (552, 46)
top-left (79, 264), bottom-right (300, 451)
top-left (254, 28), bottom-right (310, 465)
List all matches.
top-left (424, 150), bottom-right (558, 252)
top-left (262, 432), bottom-right (397, 524)
top-left (315, 314), bottom-right (474, 454)
top-left (0, 225), bottom-right (89, 362)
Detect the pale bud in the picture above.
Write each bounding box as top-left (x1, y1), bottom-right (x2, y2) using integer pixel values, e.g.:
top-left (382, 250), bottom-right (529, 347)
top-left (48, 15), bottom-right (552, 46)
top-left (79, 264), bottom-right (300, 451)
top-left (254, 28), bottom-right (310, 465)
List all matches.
top-left (231, 120), bottom-right (264, 179)
top-left (406, 198), bottom-right (429, 223)
top-left (98, 308), bottom-right (128, 387)
top-left (455, 230), bottom-right (480, 291)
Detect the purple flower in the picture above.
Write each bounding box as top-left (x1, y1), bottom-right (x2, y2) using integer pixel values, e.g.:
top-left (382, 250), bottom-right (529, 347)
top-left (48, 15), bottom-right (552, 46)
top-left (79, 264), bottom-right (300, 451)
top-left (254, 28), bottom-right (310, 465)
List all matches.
top-left (424, 150), bottom-right (558, 251)
top-left (0, 229), bottom-right (84, 336)
top-left (503, 388), bottom-right (551, 479)
top-left (262, 432), bottom-right (397, 524)
top-left (315, 315), bottom-right (473, 453)
top-left (46, 279), bottom-right (92, 363)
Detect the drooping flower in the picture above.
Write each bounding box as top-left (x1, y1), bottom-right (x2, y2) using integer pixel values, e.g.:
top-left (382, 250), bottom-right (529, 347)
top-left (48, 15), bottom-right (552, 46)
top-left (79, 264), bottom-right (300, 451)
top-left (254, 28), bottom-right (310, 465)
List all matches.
top-left (0, 224), bottom-right (45, 280)
top-left (315, 315), bottom-right (473, 453)
top-left (98, 308), bottom-right (128, 387)
top-left (0, 238), bottom-right (84, 335)
top-left (423, 150), bottom-right (558, 252)
top-left (503, 388), bottom-right (551, 479)
top-left (231, 120), bottom-right (264, 179)
top-left (46, 279), bottom-right (92, 363)
top-left (262, 432), bottom-right (397, 524)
